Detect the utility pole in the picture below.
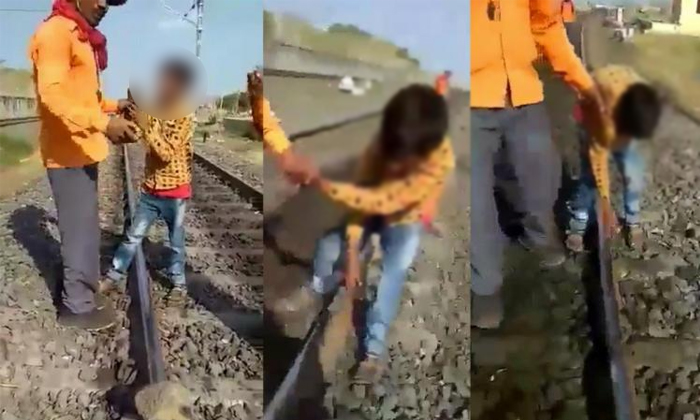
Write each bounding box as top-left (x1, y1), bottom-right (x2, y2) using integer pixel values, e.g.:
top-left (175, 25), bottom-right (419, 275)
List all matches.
top-left (195, 0), bottom-right (204, 58)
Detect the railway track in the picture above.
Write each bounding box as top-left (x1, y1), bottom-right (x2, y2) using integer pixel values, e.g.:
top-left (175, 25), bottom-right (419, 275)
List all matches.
top-left (0, 117), bottom-right (263, 419)
top-left (471, 20), bottom-right (636, 420)
top-left (0, 116), bottom-right (40, 128)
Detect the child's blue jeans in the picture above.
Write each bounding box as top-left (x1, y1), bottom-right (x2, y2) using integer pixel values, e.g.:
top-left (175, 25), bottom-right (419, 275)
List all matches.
top-left (107, 192), bottom-right (187, 286)
top-left (567, 126), bottom-right (645, 235)
top-left (312, 218), bottom-right (423, 357)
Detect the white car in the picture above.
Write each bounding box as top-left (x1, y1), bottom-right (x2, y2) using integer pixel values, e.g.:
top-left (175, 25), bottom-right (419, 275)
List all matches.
top-left (338, 76), bottom-right (367, 96)
top-left (338, 76), bottom-right (355, 93)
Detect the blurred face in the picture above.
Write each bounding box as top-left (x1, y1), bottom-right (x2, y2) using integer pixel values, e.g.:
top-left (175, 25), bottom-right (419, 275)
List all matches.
top-left (75, 0), bottom-right (108, 27)
top-left (157, 71), bottom-right (187, 107)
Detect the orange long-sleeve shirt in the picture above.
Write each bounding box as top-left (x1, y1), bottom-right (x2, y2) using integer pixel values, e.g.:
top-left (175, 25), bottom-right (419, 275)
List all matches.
top-left (580, 65), bottom-right (644, 202)
top-left (29, 16), bottom-right (118, 169)
top-left (471, 0), bottom-right (593, 108)
top-left (251, 96), bottom-right (290, 155)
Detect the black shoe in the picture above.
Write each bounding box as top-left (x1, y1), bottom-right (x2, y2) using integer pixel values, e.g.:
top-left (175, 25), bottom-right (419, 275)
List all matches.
top-left (58, 305), bottom-right (116, 332)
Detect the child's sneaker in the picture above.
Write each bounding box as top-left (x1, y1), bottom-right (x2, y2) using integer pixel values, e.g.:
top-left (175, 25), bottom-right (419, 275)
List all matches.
top-left (565, 233), bottom-right (585, 253)
top-left (167, 285), bottom-right (187, 305)
top-left (352, 354), bottom-right (383, 384)
top-left (623, 224), bottom-right (644, 249)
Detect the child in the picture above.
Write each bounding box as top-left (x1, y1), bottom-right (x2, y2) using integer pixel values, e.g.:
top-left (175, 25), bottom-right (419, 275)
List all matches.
top-left (566, 65), bottom-right (661, 252)
top-left (101, 57), bottom-right (195, 303)
top-left (257, 84), bottom-right (454, 382)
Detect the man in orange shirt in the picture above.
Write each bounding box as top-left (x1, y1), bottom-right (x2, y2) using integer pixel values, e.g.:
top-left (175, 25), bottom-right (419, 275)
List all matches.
top-left (29, 0), bottom-right (137, 331)
top-left (471, 0), bottom-right (603, 328)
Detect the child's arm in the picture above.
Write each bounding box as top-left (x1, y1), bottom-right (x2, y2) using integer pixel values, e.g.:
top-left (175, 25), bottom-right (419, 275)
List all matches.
top-left (317, 141), bottom-right (455, 215)
top-left (141, 114), bottom-right (194, 163)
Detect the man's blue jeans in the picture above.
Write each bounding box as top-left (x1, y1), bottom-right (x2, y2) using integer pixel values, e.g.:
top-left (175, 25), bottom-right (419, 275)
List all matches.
top-left (312, 218), bottom-right (423, 357)
top-left (567, 126), bottom-right (645, 234)
top-left (107, 192), bottom-right (187, 286)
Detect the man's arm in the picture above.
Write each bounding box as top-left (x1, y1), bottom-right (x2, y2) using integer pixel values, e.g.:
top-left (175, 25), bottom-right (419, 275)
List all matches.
top-left (142, 115), bottom-right (193, 163)
top-left (32, 23), bottom-right (110, 134)
top-left (252, 96), bottom-right (291, 155)
top-left (530, 0), bottom-right (594, 94)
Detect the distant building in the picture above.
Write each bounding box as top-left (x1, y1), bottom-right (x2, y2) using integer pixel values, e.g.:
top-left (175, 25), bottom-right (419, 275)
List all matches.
top-left (648, 0), bottom-right (700, 36)
top-left (671, 0), bottom-right (700, 26)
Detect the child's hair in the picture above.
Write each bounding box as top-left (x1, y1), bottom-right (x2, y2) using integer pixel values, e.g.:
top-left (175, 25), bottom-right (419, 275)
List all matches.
top-left (160, 57), bottom-right (195, 90)
top-left (379, 84), bottom-right (448, 161)
top-left (614, 83), bottom-right (661, 139)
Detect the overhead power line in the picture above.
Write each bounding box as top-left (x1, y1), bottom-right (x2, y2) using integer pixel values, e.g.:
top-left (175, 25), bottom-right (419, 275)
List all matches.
top-left (0, 8), bottom-right (47, 13)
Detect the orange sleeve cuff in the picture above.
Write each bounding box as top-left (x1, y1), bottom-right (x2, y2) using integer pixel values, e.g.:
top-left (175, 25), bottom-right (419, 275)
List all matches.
top-left (101, 98), bottom-right (119, 114)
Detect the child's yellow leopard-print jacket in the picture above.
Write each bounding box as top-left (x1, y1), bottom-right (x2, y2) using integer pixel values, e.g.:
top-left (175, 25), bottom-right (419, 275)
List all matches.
top-left (138, 113), bottom-right (195, 191)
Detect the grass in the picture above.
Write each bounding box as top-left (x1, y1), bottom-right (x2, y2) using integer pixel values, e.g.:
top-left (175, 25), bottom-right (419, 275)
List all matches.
top-left (0, 134), bottom-right (34, 167)
top-left (0, 67), bottom-right (33, 96)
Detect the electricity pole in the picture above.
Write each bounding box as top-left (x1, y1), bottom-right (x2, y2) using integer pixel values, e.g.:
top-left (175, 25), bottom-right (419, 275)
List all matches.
top-left (195, 0), bottom-right (204, 58)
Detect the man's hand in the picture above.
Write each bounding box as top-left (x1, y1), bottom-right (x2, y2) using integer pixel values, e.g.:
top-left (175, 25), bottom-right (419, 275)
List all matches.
top-left (581, 85), bottom-right (607, 117)
top-left (106, 116), bottom-right (138, 144)
top-left (278, 151), bottom-right (319, 185)
top-left (247, 71), bottom-right (263, 103)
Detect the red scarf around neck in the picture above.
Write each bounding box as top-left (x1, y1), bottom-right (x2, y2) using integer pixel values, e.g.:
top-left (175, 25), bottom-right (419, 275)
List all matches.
top-left (47, 0), bottom-right (108, 71)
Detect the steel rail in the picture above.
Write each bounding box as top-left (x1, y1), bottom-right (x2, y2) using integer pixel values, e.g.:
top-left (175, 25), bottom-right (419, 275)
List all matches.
top-left (121, 145), bottom-right (166, 386)
top-left (582, 16), bottom-right (639, 419)
top-left (0, 116), bottom-right (40, 127)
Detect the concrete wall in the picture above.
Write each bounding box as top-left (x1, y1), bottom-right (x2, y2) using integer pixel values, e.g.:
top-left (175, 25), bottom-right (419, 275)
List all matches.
top-left (650, 21), bottom-right (700, 36)
top-left (0, 96), bottom-right (36, 119)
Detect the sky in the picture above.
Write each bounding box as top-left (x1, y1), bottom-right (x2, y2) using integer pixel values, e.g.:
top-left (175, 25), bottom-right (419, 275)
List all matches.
top-left (264, 0), bottom-right (471, 87)
top-left (0, 0), bottom-right (263, 97)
